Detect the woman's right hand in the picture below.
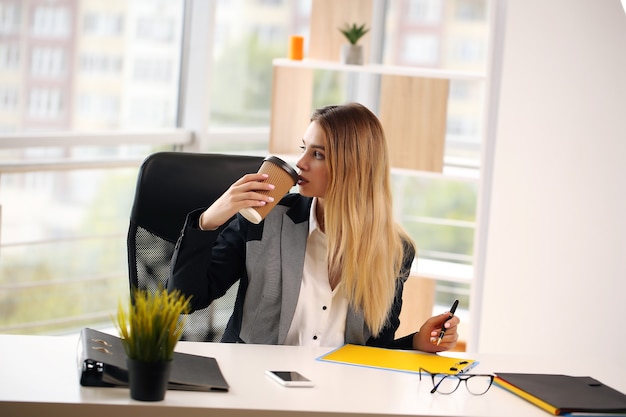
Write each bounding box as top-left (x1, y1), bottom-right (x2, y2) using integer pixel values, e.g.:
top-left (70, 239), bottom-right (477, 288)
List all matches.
top-left (198, 173), bottom-right (275, 230)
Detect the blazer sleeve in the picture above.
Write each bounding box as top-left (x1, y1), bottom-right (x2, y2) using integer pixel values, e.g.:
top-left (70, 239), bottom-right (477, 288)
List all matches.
top-left (168, 208), bottom-right (249, 312)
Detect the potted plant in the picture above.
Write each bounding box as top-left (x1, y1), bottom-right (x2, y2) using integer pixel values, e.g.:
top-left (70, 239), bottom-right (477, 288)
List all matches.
top-left (339, 23), bottom-right (369, 65)
top-left (114, 287), bottom-right (191, 401)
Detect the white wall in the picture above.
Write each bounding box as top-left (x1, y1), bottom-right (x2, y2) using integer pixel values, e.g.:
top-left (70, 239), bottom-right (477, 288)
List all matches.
top-left (477, 0), bottom-right (626, 356)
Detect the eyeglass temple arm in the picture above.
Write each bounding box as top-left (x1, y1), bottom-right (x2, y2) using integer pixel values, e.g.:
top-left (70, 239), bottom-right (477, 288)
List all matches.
top-left (430, 377), bottom-right (446, 394)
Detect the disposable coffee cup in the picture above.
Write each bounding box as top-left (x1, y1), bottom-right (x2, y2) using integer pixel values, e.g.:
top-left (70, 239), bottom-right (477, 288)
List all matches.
top-left (239, 156), bottom-right (299, 224)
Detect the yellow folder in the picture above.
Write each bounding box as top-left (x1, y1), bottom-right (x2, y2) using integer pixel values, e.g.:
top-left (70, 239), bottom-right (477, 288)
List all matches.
top-left (318, 344), bottom-right (477, 374)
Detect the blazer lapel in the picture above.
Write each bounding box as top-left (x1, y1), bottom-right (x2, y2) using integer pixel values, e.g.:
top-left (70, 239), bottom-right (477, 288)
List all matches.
top-left (276, 211), bottom-right (308, 344)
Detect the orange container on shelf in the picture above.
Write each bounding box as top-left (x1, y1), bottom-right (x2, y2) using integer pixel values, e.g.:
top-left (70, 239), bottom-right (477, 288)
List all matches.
top-left (288, 35), bottom-right (304, 60)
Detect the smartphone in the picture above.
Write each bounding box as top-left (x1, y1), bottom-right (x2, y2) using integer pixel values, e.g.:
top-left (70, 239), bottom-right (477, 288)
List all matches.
top-left (265, 370), bottom-right (314, 387)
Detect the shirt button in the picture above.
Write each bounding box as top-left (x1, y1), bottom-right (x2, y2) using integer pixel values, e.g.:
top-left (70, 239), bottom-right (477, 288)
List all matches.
top-left (313, 335), bottom-right (318, 340)
top-left (322, 305), bottom-right (327, 310)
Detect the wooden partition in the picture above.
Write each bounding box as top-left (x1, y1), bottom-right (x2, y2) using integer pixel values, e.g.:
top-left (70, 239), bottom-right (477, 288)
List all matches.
top-left (396, 275), bottom-right (436, 339)
top-left (379, 75), bottom-right (449, 171)
top-left (269, 65), bottom-right (314, 154)
top-left (397, 274), bottom-right (466, 352)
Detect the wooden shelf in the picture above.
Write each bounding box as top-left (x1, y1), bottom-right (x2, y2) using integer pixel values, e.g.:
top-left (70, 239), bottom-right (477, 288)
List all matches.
top-left (273, 58), bottom-right (486, 81)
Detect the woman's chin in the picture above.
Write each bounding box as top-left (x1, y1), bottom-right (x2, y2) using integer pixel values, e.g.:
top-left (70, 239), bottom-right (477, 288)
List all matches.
top-left (297, 187), bottom-right (317, 198)
top-left (297, 185), bottom-right (309, 196)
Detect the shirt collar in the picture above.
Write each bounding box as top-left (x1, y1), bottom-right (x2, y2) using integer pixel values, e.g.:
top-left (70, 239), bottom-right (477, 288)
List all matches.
top-left (308, 197), bottom-right (323, 236)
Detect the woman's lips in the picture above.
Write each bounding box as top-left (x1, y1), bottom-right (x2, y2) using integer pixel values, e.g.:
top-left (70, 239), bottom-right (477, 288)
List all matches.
top-left (297, 176), bottom-right (308, 186)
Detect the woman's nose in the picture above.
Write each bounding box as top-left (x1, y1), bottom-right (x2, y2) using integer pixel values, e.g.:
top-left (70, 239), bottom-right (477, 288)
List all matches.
top-left (296, 154), bottom-right (307, 171)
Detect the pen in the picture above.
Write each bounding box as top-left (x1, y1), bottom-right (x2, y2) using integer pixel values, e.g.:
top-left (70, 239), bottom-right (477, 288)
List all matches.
top-left (436, 299), bottom-right (459, 346)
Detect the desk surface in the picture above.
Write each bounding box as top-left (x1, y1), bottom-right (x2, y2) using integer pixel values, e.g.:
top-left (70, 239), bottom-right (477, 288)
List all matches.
top-left (1, 333), bottom-right (624, 417)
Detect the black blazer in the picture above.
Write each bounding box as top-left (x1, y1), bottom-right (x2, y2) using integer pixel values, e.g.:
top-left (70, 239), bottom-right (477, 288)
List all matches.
top-left (169, 193), bottom-right (416, 349)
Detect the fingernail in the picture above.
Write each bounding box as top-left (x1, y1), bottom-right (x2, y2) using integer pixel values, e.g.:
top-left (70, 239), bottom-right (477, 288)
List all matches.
top-left (268, 184), bottom-right (275, 189)
top-left (430, 337), bottom-right (437, 343)
top-left (268, 197), bottom-right (274, 202)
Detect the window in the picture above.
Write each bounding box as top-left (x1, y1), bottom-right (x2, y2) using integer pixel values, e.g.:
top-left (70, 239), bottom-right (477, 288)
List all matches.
top-left (0, 0), bottom-right (184, 132)
top-left (132, 58), bottom-right (173, 83)
top-left (32, 5), bottom-right (71, 38)
top-left (385, 0), bottom-right (489, 72)
top-left (79, 53), bottom-right (123, 76)
top-left (449, 37), bottom-right (485, 64)
top-left (0, 1), bottom-right (186, 335)
top-left (0, 0), bottom-right (493, 336)
top-left (129, 97), bottom-right (174, 127)
top-left (0, 86), bottom-right (18, 111)
top-left (385, 0), bottom-right (488, 168)
top-left (77, 94), bottom-right (120, 123)
top-left (209, 0), bottom-right (311, 128)
top-left (455, 0), bottom-right (487, 21)
top-left (407, 0), bottom-right (443, 24)
top-left (135, 17), bottom-right (175, 42)
top-left (0, 42), bottom-right (20, 69)
top-left (0, 2), bottom-right (21, 35)
top-left (28, 88), bottom-right (63, 119)
top-left (402, 34), bottom-right (440, 65)
top-left (83, 12), bottom-right (124, 36)
top-left (31, 47), bottom-right (66, 77)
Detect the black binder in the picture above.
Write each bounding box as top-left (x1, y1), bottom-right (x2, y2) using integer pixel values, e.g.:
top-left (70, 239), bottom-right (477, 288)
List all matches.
top-left (78, 327), bottom-right (229, 392)
top-left (495, 372), bottom-right (626, 415)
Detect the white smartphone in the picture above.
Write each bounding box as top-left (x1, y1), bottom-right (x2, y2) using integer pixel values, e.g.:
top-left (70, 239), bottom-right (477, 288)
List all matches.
top-left (265, 370), bottom-right (314, 387)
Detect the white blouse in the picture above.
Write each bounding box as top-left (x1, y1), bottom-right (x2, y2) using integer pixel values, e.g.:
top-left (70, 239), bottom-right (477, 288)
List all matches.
top-left (284, 198), bottom-right (349, 347)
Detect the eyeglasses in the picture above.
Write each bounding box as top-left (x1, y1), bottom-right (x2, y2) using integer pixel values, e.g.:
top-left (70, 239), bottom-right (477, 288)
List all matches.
top-left (419, 368), bottom-right (494, 395)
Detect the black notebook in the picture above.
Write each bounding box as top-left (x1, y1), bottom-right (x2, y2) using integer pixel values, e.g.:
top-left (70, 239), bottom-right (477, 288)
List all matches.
top-left (78, 327), bottom-right (229, 392)
top-left (495, 372), bottom-right (626, 415)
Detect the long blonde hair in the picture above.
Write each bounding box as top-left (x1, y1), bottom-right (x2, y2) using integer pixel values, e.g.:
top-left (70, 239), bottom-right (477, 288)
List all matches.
top-left (312, 103), bottom-right (415, 336)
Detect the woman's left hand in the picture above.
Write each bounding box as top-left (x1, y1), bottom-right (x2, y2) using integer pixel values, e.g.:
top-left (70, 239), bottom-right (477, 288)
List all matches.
top-left (412, 312), bottom-right (460, 353)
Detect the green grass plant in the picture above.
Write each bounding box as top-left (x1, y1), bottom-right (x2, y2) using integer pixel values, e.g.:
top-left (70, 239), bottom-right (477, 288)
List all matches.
top-left (114, 287), bottom-right (191, 362)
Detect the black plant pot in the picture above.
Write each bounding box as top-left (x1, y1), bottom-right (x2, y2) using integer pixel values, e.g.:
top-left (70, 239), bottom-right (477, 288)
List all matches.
top-left (127, 358), bottom-right (172, 401)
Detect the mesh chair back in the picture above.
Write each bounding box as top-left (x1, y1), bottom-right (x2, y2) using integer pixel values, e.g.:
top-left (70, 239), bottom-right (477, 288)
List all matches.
top-left (127, 152), bottom-right (263, 341)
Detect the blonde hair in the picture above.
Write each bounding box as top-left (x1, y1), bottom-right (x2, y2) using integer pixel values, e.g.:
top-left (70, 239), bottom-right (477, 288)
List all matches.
top-left (311, 103), bottom-right (415, 336)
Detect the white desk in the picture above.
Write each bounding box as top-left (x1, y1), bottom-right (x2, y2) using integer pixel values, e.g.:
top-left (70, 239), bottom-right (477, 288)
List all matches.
top-left (1, 334), bottom-right (624, 417)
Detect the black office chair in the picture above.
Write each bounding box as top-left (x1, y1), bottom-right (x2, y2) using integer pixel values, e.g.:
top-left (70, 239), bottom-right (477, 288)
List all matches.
top-left (127, 151), bottom-right (264, 341)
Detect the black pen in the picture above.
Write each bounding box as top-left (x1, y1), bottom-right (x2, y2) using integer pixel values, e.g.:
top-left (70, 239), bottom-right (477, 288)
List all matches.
top-left (436, 299), bottom-right (459, 346)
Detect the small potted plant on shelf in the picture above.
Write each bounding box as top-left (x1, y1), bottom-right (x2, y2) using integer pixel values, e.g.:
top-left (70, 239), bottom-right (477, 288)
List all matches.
top-left (339, 22), bottom-right (369, 65)
top-left (114, 287), bottom-right (191, 401)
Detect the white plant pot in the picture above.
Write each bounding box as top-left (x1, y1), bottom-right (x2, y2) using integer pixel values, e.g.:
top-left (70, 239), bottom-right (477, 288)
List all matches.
top-left (340, 44), bottom-right (364, 65)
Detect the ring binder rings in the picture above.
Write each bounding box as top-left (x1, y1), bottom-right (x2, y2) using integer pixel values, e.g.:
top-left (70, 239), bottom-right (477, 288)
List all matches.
top-left (77, 327), bottom-right (229, 391)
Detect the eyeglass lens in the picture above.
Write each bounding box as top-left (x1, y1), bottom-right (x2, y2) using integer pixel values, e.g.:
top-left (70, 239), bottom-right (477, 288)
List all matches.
top-left (433, 374), bottom-right (493, 395)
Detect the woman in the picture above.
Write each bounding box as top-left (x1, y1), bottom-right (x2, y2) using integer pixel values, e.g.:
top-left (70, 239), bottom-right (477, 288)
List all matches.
top-left (168, 102), bottom-right (459, 352)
